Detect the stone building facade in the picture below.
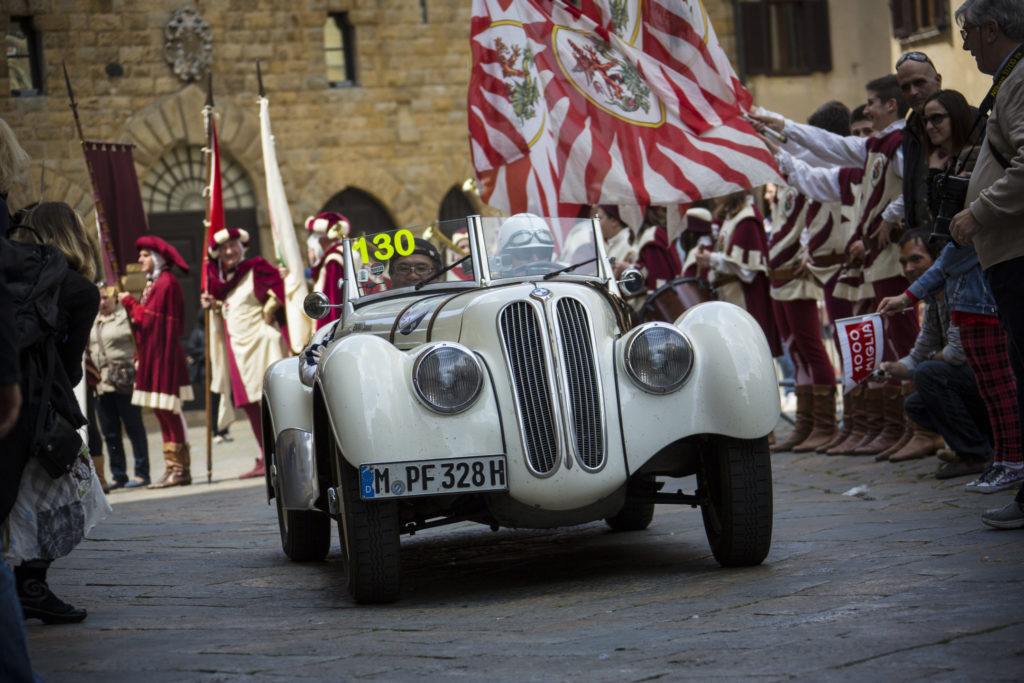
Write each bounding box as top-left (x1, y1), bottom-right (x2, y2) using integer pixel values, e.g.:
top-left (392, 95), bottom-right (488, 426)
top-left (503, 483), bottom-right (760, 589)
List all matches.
top-left (3, 1), bottom-right (481, 267)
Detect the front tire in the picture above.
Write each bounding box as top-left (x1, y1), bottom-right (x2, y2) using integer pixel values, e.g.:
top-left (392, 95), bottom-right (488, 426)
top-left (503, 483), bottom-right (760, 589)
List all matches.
top-left (332, 439), bottom-right (401, 603)
top-left (275, 494), bottom-right (331, 562)
top-left (698, 436), bottom-right (772, 567)
top-left (605, 475), bottom-right (657, 531)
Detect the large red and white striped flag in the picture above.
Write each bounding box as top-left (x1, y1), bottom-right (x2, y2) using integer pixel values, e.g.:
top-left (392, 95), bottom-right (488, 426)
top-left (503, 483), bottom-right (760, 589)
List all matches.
top-left (468, 0), bottom-right (781, 215)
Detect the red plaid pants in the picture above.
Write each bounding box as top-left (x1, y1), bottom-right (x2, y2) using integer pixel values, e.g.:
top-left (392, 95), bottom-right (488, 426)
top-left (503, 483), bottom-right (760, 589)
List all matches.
top-left (961, 322), bottom-right (1021, 465)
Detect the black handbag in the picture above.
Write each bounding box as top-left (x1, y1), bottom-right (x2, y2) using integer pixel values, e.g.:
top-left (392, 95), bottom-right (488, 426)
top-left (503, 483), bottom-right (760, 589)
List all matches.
top-left (31, 340), bottom-right (84, 479)
top-left (107, 360), bottom-right (136, 394)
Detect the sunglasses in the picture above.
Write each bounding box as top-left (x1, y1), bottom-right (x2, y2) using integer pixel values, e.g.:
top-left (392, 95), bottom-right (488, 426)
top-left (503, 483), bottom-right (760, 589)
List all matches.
top-left (895, 51), bottom-right (934, 69)
top-left (505, 229), bottom-right (554, 248)
top-left (923, 113), bottom-right (949, 127)
top-left (393, 263), bottom-right (435, 276)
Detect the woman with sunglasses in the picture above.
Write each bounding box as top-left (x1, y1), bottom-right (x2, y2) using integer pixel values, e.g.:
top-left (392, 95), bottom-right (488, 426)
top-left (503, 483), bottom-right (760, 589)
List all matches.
top-left (922, 89), bottom-right (979, 185)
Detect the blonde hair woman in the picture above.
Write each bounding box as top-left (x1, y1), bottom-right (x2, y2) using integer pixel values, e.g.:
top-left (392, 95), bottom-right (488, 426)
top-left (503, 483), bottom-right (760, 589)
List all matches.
top-left (5, 201), bottom-right (107, 625)
top-left (12, 202), bottom-right (98, 281)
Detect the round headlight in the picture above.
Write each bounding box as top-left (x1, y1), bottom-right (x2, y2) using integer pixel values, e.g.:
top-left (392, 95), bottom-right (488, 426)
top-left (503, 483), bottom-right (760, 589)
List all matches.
top-left (624, 323), bottom-right (694, 394)
top-left (412, 343), bottom-right (484, 414)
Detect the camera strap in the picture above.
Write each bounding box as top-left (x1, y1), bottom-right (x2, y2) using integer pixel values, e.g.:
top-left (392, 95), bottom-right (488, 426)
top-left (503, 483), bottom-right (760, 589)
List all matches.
top-left (954, 43), bottom-right (1024, 175)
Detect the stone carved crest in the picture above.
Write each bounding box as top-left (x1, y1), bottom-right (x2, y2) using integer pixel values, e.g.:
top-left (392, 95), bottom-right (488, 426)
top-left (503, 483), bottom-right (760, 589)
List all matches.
top-left (163, 7), bottom-right (213, 82)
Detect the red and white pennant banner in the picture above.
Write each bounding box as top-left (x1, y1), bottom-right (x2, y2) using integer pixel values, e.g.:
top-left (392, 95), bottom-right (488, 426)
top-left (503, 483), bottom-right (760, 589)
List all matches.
top-left (468, 0), bottom-right (781, 215)
top-left (835, 313), bottom-right (884, 393)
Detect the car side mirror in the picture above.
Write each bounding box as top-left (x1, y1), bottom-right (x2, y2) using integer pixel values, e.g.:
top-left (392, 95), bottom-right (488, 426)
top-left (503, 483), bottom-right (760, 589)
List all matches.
top-left (303, 291), bottom-right (331, 320)
top-left (617, 268), bottom-right (646, 298)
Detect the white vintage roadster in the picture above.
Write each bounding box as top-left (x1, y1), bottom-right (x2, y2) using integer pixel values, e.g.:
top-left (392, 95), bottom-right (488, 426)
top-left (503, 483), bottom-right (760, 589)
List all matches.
top-left (261, 214), bottom-right (778, 603)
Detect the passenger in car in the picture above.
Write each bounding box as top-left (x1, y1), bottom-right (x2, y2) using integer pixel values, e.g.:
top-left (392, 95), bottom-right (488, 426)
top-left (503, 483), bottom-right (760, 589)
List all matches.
top-left (389, 238), bottom-right (442, 288)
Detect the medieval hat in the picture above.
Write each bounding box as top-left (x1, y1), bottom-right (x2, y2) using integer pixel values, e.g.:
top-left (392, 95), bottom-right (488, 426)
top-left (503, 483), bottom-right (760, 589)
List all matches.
top-left (136, 235), bottom-right (189, 273)
top-left (208, 227), bottom-right (250, 258)
top-left (305, 211), bottom-right (351, 240)
top-left (683, 207), bottom-right (713, 235)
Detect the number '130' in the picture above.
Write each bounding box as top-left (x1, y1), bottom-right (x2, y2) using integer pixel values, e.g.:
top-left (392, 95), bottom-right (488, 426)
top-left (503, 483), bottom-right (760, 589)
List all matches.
top-left (352, 229), bottom-right (415, 262)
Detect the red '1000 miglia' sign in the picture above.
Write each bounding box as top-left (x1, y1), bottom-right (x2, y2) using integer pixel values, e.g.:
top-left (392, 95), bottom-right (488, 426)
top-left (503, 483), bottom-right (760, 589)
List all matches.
top-left (835, 314), bottom-right (883, 392)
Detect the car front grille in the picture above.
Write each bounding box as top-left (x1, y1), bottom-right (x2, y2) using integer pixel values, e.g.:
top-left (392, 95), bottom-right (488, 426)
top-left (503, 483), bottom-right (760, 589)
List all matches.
top-left (500, 301), bottom-right (558, 473)
top-left (499, 297), bottom-right (604, 475)
top-left (556, 298), bottom-right (604, 469)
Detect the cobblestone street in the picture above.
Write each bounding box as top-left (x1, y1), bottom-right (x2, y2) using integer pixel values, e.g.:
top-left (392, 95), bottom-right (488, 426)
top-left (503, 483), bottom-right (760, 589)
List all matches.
top-left (24, 414), bottom-right (1024, 681)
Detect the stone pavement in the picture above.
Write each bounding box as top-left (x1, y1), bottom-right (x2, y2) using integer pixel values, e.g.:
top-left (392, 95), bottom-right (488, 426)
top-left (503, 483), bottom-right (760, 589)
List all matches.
top-left (23, 413), bottom-right (1024, 682)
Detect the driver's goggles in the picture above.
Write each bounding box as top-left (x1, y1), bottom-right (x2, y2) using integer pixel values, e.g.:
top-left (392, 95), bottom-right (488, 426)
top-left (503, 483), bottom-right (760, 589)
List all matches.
top-left (505, 229), bottom-right (555, 248)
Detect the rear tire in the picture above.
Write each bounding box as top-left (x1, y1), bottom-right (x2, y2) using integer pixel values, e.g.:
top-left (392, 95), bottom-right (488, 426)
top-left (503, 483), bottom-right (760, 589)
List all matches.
top-left (698, 436), bottom-right (772, 567)
top-left (332, 439), bottom-right (401, 603)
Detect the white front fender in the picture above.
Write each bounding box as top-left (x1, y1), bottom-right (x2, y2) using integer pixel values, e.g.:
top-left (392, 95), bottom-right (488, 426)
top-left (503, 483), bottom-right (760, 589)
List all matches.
top-left (318, 334), bottom-right (505, 467)
top-left (619, 301), bottom-right (780, 473)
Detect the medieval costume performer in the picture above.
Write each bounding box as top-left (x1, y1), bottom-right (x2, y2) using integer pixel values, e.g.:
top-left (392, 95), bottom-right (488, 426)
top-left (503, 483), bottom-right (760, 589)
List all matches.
top-left (698, 191), bottom-right (783, 359)
top-left (119, 235), bottom-right (194, 488)
top-left (635, 206), bottom-right (682, 292)
top-left (202, 228), bottom-right (290, 479)
top-left (306, 211), bottom-right (350, 330)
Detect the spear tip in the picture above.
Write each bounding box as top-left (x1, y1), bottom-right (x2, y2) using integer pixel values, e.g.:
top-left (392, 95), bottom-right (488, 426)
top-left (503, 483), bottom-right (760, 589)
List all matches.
top-left (257, 61), bottom-right (265, 98)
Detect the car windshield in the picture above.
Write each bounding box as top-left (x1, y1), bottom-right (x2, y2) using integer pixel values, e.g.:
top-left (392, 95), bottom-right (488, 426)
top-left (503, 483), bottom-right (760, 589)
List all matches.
top-left (480, 215), bottom-right (601, 282)
top-left (344, 216), bottom-right (603, 299)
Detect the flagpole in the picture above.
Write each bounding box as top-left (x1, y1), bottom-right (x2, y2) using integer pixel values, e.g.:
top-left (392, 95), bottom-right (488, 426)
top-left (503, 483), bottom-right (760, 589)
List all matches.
top-left (63, 61), bottom-right (122, 289)
top-left (202, 74), bottom-right (215, 485)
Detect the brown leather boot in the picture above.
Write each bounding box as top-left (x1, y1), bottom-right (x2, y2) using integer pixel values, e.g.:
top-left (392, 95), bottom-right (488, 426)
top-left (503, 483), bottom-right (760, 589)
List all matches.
top-left (876, 381), bottom-right (915, 460)
top-left (889, 423), bottom-right (945, 462)
top-left (773, 385), bottom-right (812, 452)
top-left (853, 385), bottom-right (905, 455)
top-left (794, 384), bottom-right (838, 452)
top-left (92, 455), bottom-right (109, 493)
top-left (826, 385), bottom-right (871, 455)
top-left (819, 389), bottom-right (854, 452)
top-left (848, 386), bottom-right (888, 454)
top-left (148, 443), bottom-right (176, 488)
top-left (149, 443), bottom-right (191, 488)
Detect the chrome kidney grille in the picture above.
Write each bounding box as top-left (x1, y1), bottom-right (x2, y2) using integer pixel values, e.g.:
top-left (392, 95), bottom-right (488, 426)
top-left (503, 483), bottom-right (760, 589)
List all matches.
top-left (499, 298), bottom-right (605, 475)
top-left (556, 298), bottom-right (604, 469)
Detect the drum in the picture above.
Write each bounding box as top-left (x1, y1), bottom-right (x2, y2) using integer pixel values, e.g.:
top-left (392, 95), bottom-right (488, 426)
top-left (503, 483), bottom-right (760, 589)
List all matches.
top-left (641, 276), bottom-right (715, 324)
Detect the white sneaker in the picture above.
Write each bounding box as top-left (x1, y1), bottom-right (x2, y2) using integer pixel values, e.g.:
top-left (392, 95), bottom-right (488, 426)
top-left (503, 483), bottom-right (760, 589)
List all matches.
top-left (213, 434), bottom-right (226, 444)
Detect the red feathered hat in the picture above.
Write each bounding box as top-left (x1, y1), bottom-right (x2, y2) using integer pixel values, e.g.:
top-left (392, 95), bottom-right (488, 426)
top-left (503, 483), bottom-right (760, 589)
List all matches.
top-left (136, 235), bottom-right (189, 273)
top-left (305, 211), bottom-right (350, 240)
top-left (208, 227), bottom-right (251, 258)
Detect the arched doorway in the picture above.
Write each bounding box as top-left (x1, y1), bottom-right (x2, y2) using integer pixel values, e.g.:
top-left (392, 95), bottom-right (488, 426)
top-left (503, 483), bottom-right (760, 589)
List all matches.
top-left (140, 144), bottom-right (259, 344)
top-left (320, 187), bottom-right (395, 236)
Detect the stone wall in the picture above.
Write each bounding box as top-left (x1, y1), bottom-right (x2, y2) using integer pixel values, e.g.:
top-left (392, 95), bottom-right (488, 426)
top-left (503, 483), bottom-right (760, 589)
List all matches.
top-left (1, 1), bottom-right (482, 255)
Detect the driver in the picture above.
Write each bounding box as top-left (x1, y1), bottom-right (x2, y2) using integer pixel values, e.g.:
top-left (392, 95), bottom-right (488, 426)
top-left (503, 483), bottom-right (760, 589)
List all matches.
top-left (389, 238), bottom-right (442, 288)
top-left (494, 213), bottom-right (556, 276)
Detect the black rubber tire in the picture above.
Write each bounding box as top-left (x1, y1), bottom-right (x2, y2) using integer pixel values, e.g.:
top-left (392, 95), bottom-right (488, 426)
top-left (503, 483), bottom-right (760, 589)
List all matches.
top-left (605, 475), bottom-right (657, 531)
top-left (333, 439), bottom-right (401, 604)
top-left (698, 436), bottom-right (773, 567)
top-left (275, 493), bottom-right (331, 562)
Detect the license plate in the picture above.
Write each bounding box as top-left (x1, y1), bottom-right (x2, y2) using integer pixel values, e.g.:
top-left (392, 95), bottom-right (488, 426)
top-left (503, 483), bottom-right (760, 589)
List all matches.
top-left (359, 455), bottom-right (508, 500)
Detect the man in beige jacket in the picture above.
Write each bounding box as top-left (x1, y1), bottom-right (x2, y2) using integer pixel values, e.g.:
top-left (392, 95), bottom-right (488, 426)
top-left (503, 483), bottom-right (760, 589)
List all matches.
top-left (949, 0), bottom-right (1024, 528)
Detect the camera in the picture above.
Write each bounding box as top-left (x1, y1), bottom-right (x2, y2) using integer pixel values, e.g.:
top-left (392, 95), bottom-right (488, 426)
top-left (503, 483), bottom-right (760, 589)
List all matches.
top-left (930, 173), bottom-right (970, 244)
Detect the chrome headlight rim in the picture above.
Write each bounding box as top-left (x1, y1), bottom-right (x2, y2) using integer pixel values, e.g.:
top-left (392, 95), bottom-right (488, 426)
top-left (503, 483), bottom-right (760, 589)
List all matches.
top-left (411, 342), bottom-right (484, 415)
top-left (623, 322), bottom-right (694, 394)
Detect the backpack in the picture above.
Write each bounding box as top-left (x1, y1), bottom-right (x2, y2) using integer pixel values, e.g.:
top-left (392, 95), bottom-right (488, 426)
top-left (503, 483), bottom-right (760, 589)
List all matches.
top-left (2, 235), bottom-right (83, 477)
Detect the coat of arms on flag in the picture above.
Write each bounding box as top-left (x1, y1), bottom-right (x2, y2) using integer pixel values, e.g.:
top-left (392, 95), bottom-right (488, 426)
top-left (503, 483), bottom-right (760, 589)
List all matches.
top-left (468, 0), bottom-right (781, 215)
top-left (834, 313), bottom-right (884, 393)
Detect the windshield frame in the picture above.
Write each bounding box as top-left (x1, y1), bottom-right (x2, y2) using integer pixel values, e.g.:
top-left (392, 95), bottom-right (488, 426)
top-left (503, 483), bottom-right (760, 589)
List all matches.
top-left (340, 215), bottom-right (613, 306)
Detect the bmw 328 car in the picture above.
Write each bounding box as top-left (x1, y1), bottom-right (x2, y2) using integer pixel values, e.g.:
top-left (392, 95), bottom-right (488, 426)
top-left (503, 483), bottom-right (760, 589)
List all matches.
top-left (261, 214), bottom-right (779, 603)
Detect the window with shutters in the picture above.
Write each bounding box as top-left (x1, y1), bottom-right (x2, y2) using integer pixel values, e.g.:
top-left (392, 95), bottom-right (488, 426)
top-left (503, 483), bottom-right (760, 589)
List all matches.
top-left (737, 0), bottom-right (832, 77)
top-left (889, 0), bottom-right (950, 40)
